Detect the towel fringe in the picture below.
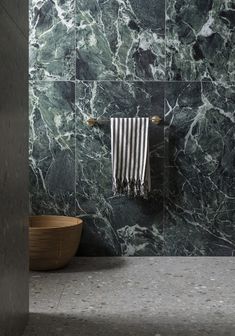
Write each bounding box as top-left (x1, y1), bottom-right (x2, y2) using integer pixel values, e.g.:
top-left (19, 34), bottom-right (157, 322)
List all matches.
top-left (113, 178), bottom-right (149, 199)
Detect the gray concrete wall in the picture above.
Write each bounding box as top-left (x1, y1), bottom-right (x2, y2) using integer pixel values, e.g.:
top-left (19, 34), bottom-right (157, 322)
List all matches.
top-left (0, 1), bottom-right (28, 335)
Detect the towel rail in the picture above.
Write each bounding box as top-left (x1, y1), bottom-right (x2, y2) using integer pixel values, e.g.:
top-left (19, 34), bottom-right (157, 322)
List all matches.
top-left (86, 115), bottom-right (162, 127)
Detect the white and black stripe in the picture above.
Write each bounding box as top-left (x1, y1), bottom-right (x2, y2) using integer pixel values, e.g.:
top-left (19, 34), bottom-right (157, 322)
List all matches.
top-left (111, 117), bottom-right (151, 198)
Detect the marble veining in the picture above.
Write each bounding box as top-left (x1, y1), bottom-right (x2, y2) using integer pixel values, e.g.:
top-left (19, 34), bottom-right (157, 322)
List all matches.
top-left (75, 81), bottom-right (164, 255)
top-left (164, 81), bottom-right (235, 255)
top-left (29, 0), bottom-right (75, 80)
top-left (166, 0), bottom-right (235, 81)
top-left (76, 0), bottom-right (165, 80)
top-left (29, 81), bottom-right (75, 215)
top-left (29, 0), bottom-right (235, 256)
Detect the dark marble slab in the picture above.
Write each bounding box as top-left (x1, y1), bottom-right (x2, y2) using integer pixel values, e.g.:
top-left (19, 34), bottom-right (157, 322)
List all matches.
top-left (164, 81), bottom-right (235, 255)
top-left (29, 81), bottom-right (76, 215)
top-left (166, 0), bottom-right (235, 81)
top-left (76, 0), bottom-right (165, 80)
top-left (29, 0), bottom-right (75, 80)
top-left (28, 0), bottom-right (235, 256)
top-left (75, 81), bottom-right (164, 255)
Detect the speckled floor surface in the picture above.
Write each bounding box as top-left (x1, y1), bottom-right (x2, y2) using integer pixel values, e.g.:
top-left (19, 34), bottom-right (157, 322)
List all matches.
top-left (23, 257), bottom-right (235, 336)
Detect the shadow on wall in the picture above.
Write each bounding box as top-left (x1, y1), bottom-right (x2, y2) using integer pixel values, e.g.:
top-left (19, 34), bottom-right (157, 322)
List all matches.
top-left (24, 312), bottom-right (235, 336)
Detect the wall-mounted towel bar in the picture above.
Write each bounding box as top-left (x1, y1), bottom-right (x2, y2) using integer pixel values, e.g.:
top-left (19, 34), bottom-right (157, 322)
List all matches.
top-left (86, 115), bottom-right (162, 127)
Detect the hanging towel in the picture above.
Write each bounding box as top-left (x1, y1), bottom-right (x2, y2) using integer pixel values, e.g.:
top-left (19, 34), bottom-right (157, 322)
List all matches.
top-left (111, 117), bottom-right (151, 198)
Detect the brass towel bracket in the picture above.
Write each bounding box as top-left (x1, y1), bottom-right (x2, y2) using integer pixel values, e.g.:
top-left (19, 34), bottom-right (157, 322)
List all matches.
top-left (86, 115), bottom-right (162, 127)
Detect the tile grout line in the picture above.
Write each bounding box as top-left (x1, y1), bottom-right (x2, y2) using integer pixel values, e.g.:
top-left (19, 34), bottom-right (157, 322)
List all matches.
top-left (162, 0), bottom-right (167, 255)
top-left (162, 0), bottom-right (165, 254)
top-left (74, 0), bottom-right (77, 217)
top-left (28, 79), bottom-right (235, 84)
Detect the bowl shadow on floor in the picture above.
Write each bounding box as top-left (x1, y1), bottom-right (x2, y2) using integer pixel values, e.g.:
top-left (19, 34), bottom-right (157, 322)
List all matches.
top-left (49, 257), bottom-right (127, 273)
top-left (24, 312), bottom-right (234, 336)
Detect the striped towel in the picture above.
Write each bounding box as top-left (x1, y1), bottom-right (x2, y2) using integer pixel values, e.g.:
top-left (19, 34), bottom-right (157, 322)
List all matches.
top-left (111, 117), bottom-right (151, 198)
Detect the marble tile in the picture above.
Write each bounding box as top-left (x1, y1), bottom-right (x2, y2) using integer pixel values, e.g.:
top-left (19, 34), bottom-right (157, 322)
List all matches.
top-left (75, 81), bottom-right (164, 255)
top-left (28, 0), bottom-right (235, 256)
top-left (76, 0), bottom-right (165, 80)
top-left (164, 81), bottom-right (235, 255)
top-left (29, 81), bottom-right (76, 215)
top-left (166, 0), bottom-right (235, 81)
top-left (29, 0), bottom-right (75, 80)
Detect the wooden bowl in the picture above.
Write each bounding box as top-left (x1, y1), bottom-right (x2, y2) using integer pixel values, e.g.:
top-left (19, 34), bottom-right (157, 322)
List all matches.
top-left (29, 215), bottom-right (83, 271)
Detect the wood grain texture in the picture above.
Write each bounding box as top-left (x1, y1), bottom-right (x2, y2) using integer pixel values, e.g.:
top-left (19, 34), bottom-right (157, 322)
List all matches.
top-left (29, 216), bottom-right (83, 271)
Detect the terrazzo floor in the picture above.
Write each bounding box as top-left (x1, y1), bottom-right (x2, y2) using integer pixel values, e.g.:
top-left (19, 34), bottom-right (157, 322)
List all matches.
top-left (23, 257), bottom-right (235, 336)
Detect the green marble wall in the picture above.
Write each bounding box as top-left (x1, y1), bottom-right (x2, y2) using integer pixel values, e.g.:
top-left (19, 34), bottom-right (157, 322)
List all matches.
top-left (29, 0), bottom-right (235, 256)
